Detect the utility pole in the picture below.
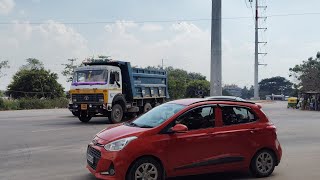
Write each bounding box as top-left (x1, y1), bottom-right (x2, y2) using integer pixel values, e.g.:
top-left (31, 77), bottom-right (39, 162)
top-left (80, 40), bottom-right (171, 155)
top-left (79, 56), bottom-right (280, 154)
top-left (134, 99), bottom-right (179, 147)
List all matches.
top-left (210, 0), bottom-right (222, 96)
top-left (253, 0), bottom-right (267, 100)
top-left (161, 59), bottom-right (164, 70)
top-left (254, 0), bottom-right (259, 100)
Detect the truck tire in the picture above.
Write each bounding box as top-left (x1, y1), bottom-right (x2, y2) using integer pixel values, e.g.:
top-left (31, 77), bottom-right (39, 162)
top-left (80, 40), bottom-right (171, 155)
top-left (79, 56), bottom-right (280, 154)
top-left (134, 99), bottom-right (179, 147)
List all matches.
top-left (78, 115), bottom-right (92, 123)
top-left (110, 104), bottom-right (124, 123)
top-left (144, 103), bottom-right (152, 113)
top-left (154, 103), bottom-right (161, 107)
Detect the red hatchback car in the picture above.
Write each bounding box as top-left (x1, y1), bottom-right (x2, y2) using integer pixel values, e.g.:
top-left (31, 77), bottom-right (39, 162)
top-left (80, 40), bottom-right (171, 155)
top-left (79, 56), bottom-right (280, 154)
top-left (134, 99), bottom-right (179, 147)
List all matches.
top-left (87, 98), bottom-right (282, 180)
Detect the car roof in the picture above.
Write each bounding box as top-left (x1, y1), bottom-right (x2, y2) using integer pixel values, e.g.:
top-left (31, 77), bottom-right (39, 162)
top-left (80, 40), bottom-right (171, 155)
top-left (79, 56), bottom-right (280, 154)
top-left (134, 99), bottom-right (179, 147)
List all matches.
top-left (206, 96), bottom-right (247, 102)
top-left (169, 98), bottom-right (204, 106)
top-left (169, 97), bottom-right (256, 106)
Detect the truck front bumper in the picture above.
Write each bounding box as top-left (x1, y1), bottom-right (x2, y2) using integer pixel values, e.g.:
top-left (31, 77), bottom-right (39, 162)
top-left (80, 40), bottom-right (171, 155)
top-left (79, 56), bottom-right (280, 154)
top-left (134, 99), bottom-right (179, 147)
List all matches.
top-left (69, 103), bottom-right (108, 115)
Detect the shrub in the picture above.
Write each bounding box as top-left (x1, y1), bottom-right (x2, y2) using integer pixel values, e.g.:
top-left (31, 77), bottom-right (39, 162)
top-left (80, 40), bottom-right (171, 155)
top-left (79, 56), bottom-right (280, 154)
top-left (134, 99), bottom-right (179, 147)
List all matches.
top-left (0, 97), bottom-right (69, 110)
top-left (0, 99), bottom-right (20, 110)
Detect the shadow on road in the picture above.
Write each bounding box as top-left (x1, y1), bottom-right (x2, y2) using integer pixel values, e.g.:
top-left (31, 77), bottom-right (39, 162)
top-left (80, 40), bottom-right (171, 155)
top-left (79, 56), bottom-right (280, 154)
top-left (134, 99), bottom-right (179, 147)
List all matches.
top-left (170, 172), bottom-right (280, 180)
top-left (168, 172), bottom-right (253, 180)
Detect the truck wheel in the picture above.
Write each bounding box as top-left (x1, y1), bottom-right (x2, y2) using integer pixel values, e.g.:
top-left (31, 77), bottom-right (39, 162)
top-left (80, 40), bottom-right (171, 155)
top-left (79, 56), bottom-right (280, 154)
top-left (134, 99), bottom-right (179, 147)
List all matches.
top-left (144, 103), bottom-right (152, 113)
top-left (154, 103), bottom-right (161, 107)
top-left (110, 104), bottom-right (124, 123)
top-left (78, 116), bottom-right (92, 123)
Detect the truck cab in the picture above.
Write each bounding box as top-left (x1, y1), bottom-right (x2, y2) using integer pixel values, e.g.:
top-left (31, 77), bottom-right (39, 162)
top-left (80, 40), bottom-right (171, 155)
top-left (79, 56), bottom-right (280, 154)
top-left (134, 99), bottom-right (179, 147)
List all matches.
top-left (69, 59), bottom-right (169, 123)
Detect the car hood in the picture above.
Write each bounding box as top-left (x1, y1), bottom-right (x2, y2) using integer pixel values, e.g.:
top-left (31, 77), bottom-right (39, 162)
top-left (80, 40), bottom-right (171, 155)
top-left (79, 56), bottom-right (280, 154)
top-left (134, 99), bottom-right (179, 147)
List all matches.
top-left (96, 124), bottom-right (150, 143)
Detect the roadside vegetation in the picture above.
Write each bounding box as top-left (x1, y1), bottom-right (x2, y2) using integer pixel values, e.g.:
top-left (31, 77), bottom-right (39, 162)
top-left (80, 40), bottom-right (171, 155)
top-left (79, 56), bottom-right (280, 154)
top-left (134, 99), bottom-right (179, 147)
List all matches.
top-left (2, 52), bottom-right (319, 110)
top-left (0, 58), bottom-right (68, 111)
top-left (0, 97), bottom-right (68, 111)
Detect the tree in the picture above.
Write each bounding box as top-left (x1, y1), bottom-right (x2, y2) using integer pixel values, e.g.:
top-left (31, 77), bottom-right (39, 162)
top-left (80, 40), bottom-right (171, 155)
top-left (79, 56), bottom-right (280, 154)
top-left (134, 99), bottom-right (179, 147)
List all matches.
top-left (289, 52), bottom-right (320, 92)
top-left (166, 67), bottom-right (189, 99)
top-left (22, 58), bottom-right (44, 70)
top-left (186, 80), bottom-right (210, 98)
top-left (187, 72), bottom-right (206, 81)
top-left (240, 86), bottom-right (254, 99)
top-left (241, 86), bottom-right (249, 99)
top-left (0, 60), bottom-right (9, 77)
top-left (222, 89), bottom-right (232, 96)
top-left (61, 58), bottom-right (78, 82)
top-left (259, 76), bottom-right (293, 99)
top-left (7, 59), bottom-right (64, 99)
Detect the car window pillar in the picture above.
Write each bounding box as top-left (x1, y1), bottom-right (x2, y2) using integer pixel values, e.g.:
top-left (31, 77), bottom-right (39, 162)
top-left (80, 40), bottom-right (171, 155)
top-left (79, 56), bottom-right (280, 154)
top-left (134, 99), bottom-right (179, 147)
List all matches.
top-left (215, 107), bottom-right (223, 127)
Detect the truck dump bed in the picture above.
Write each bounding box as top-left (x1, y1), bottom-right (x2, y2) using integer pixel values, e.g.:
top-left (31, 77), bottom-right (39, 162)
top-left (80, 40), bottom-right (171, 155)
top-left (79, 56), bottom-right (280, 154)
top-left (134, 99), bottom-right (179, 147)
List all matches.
top-left (84, 60), bottom-right (169, 101)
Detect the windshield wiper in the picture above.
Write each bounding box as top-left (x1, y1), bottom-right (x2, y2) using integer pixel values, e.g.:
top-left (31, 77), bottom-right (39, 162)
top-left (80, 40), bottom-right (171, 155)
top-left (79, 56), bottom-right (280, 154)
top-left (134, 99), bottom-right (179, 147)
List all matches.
top-left (124, 122), bottom-right (153, 128)
top-left (137, 125), bottom-right (154, 128)
top-left (124, 122), bottom-right (138, 127)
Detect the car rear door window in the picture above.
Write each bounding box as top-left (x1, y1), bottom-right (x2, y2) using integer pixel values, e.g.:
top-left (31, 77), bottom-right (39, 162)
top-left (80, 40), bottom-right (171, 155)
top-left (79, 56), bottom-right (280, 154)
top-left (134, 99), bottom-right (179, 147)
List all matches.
top-left (221, 106), bottom-right (256, 126)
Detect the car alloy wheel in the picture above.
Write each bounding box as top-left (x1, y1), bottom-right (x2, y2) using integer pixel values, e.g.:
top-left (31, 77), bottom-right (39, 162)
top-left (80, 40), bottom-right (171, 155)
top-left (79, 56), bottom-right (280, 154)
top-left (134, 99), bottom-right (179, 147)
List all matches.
top-left (251, 150), bottom-right (276, 177)
top-left (256, 152), bottom-right (274, 174)
top-left (134, 163), bottom-right (158, 180)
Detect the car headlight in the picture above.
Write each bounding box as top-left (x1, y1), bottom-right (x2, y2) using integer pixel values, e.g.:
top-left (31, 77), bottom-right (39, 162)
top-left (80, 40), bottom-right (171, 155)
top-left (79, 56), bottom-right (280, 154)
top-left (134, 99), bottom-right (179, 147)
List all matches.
top-left (104, 136), bottom-right (137, 151)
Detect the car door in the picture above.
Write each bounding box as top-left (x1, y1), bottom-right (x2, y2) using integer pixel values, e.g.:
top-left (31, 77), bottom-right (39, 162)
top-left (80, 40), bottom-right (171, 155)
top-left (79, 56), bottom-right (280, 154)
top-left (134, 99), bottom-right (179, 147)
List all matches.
top-left (165, 105), bottom-right (226, 176)
top-left (213, 105), bottom-right (259, 169)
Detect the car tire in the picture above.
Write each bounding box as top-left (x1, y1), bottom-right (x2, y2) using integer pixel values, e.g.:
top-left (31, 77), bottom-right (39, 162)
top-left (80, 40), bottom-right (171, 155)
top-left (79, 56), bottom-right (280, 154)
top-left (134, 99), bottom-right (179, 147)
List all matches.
top-left (110, 104), bottom-right (124, 123)
top-left (78, 115), bottom-right (92, 123)
top-left (126, 157), bottom-right (164, 180)
top-left (143, 103), bottom-right (152, 113)
top-left (250, 149), bottom-right (276, 178)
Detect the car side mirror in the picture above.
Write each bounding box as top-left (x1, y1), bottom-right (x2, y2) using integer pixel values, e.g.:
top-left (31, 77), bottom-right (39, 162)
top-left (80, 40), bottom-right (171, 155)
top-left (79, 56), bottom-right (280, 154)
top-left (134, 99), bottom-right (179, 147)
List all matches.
top-left (170, 124), bottom-right (188, 133)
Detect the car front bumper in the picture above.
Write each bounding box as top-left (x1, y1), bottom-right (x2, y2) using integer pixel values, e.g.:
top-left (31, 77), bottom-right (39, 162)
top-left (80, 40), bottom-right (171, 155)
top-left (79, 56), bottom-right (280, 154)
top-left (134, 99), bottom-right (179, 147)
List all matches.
top-left (86, 144), bottom-right (130, 180)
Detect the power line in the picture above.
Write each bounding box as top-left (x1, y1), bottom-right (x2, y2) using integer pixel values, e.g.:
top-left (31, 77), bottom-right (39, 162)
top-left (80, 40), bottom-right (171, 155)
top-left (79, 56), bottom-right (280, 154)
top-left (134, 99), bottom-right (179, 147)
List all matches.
top-left (1, 12), bottom-right (320, 25)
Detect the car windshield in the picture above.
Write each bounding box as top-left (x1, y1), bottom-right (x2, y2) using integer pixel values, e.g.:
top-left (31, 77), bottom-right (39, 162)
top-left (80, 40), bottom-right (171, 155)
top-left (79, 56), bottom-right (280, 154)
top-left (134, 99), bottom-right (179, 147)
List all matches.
top-left (73, 70), bottom-right (108, 83)
top-left (126, 103), bottom-right (185, 128)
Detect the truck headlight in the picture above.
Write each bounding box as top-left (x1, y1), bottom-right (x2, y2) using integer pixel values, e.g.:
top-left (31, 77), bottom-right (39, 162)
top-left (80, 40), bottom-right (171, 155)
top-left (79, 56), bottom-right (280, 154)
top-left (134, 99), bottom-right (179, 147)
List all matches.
top-left (73, 99), bottom-right (77, 102)
top-left (99, 98), bottom-right (104, 102)
top-left (104, 136), bottom-right (137, 151)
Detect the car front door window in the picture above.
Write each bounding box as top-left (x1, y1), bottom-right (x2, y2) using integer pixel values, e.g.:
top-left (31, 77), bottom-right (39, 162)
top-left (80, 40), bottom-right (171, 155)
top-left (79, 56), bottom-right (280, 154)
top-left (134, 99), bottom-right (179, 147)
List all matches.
top-left (176, 106), bottom-right (215, 130)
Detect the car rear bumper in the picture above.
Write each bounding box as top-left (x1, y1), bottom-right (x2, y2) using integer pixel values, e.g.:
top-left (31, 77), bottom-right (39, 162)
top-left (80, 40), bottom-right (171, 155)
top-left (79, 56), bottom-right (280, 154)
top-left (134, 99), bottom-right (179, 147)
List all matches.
top-left (275, 139), bottom-right (282, 165)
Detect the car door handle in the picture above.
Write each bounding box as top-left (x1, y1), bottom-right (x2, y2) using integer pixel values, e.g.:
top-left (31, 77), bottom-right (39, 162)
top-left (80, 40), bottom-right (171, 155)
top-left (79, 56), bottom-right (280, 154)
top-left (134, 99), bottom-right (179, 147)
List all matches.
top-left (250, 128), bottom-right (260, 134)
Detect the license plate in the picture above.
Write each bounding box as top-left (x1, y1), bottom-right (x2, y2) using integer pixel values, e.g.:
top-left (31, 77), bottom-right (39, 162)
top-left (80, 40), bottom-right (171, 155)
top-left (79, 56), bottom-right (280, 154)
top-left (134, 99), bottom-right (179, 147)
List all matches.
top-left (87, 153), bottom-right (94, 164)
top-left (81, 104), bottom-right (88, 110)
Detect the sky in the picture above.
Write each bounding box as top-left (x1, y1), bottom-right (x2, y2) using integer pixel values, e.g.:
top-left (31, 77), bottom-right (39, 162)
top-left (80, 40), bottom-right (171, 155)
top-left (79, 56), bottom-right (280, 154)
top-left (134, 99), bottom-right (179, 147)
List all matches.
top-left (1, 0), bottom-right (320, 90)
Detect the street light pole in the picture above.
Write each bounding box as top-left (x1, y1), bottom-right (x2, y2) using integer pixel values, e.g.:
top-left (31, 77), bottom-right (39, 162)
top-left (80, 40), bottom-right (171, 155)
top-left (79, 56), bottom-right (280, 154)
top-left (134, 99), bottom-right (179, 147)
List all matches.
top-left (210, 0), bottom-right (222, 96)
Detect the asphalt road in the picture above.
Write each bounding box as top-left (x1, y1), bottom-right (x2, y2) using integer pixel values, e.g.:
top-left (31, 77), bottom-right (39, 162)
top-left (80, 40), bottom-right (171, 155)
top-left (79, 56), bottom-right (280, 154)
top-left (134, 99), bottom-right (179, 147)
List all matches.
top-left (0, 101), bottom-right (320, 180)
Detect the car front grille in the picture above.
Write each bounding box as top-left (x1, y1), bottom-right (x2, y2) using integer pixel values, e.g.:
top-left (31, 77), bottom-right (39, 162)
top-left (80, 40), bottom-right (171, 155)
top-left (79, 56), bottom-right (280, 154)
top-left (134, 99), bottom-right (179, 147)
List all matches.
top-left (87, 145), bottom-right (101, 170)
top-left (72, 94), bottom-right (104, 103)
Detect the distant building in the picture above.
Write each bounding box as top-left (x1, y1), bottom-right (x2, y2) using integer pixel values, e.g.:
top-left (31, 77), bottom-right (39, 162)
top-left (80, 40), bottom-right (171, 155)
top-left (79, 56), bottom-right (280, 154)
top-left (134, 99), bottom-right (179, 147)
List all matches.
top-left (224, 85), bottom-right (242, 97)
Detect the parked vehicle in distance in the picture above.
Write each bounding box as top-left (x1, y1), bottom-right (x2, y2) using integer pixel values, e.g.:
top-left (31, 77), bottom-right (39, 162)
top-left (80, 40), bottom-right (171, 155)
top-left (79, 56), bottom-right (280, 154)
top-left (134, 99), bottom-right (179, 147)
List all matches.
top-left (86, 98), bottom-right (282, 180)
top-left (69, 58), bottom-right (169, 123)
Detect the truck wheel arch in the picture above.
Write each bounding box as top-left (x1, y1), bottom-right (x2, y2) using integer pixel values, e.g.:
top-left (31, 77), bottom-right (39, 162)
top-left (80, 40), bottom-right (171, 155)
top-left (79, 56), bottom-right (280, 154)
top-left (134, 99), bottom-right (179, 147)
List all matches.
top-left (112, 94), bottom-right (126, 112)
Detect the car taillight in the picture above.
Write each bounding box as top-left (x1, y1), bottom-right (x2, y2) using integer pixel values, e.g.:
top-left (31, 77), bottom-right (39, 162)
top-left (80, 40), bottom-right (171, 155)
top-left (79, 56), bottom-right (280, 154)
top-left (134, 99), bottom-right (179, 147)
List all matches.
top-left (266, 124), bottom-right (276, 131)
top-left (256, 103), bottom-right (262, 109)
top-left (266, 124), bottom-right (277, 137)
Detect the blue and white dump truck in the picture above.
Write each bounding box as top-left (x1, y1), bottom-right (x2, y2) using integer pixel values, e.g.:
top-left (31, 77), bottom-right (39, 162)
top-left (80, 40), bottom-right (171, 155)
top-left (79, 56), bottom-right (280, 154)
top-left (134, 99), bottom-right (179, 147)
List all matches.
top-left (69, 59), bottom-right (169, 123)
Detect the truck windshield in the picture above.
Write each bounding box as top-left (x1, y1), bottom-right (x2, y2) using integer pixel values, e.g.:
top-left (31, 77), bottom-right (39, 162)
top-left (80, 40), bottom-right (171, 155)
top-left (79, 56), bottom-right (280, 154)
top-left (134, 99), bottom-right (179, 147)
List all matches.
top-left (73, 70), bottom-right (108, 84)
top-left (127, 103), bottom-right (185, 128)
